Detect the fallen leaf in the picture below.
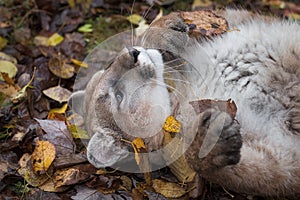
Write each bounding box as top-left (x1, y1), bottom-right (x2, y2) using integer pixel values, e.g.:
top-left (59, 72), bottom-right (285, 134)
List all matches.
top-left (131, 138), bottom-right (146, 165)
top-left (0, 82), bottom-right (19, 98)
top-left (152, 179), bottom-right (187, 198)
top-left (68, 124), bottom-right (89, 139)
top-left (49, 57), bottom-right (75, 79)
top-left (180, 10), bottom-right (228, 38)
top-left (0, 60), bottom-right (18, 81)
top-left (35, 119), bottom-right (74, 155)
top-left (48, 33), bottom-right (64, 46)
top-left (189, 99), bottom-right (237, 119)
top-left (126, 14), bottom-right (143, 25)
top-left (78, 24), bottom-right (93, 33)
top-left (0, 52), bottom-right (17, 64)
top-left (54, 167), bottom-right (91, 187)
top-left (18, 153), bottom-right (50, 187)
top-left (71, 58), bottom-right (88, 68)
top-left (0, 36), bottom-right (7, 50)
top-left (43, 85), bottom-right (72, 103)
top-left (47, 103), bottom-right (68, 120)
top-left (31, 140), bottom-right (56, 175)
top-left (39, 179), bottom-right (70, 192)
top-left (163, 115), bottom-right (181, 133)
top-left (131, 138), bottom-right (152, 185)
top-left (33, 35), bottom-right (49, 46)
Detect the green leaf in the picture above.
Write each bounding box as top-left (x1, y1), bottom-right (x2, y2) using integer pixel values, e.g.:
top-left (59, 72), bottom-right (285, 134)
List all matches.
top-left (78, 24), bottom-right (93, 33)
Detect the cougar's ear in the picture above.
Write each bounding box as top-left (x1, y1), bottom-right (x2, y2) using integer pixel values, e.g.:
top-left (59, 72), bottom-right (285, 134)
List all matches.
top-left (68, 90), bottom-right (86, 116)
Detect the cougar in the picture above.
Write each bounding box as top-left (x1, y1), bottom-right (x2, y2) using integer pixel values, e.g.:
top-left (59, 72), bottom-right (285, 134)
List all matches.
top-left (71, 9), bottom-right (300, 197)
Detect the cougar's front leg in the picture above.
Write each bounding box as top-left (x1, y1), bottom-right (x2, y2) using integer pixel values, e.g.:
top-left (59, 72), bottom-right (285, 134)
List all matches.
top-left (184, 109), bottom-right (242, 173)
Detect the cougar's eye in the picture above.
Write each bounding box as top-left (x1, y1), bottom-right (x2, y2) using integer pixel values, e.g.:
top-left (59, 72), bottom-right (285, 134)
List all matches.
top-left (115, 90), bottom-right (123, 104)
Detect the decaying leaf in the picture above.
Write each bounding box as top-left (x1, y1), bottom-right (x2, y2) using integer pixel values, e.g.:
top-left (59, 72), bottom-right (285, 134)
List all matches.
top-left (18, 153), bottom-right (50, 187)
top-left (163, 115), bottom-right (181, 133)
top-left (152, 179), bottom-right (187, 198)
top-left (33, 35), bottom-right (49, 46)
top-left (54, 168), bottom-right (91, 187)
top-left (189, 99), bottom-right (237, 118)
top-left (31, 140), bottom-right (56, 175)
top-left (43, 85), bottom-right (72, 103)
top-left (39, 179), bottom-right (70, 192)
top-left (68, 124), bottom-right (89, 139)
top-left (49, 57), bottom-right (75, 79)
top-left (0, 82), bottom-right (19, 98)
top-left (35, 119), bottom-right (74, 155)
top-left (180, 10), bottom-right (228, 38)
top-left (0, 60), bottom-right (18, 81)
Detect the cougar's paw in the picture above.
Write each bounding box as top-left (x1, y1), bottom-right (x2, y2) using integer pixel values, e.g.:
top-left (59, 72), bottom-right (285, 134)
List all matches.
top-left (185, 109), bottom-right (242, 172)
top-left (165, 15), bottom-right (189, 33)
top-left (87, 130), bottom-right (129, 168)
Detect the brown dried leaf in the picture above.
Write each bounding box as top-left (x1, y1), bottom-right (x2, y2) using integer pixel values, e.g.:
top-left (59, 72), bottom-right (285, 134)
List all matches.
top-left (18, 153), bottom-right (50, 187)
top-left (31, 140), bottom-right (56, 175)
top-left (152, 179), bottom-right (187, 198)
top-left (43, 85), bottom-right (72, 103)
top-left (48, 57), bottom-right (75, 79)
top-left (189, 99), bottom-right (237, 118)
top-left (54, 168), bottom-right (90, 187)
top-left (35, 119), bottom-right (74, 155)
top-left (180, 10), bottom-right (228, 38)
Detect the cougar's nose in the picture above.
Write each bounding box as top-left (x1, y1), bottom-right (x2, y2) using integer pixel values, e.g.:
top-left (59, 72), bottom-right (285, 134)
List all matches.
top-left (128, 47), bottom-right (140, 63)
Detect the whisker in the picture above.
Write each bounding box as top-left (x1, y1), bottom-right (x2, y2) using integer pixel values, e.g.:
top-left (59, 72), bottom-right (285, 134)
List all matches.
top-left (142, 3), bottom-right (154, 21)
top-left (163, 77), bottom-right (191, 85)
top-left (130, 0), bottom-right (136, 47)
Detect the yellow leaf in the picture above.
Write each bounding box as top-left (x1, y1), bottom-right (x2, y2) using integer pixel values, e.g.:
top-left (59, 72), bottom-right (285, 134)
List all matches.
top-left (126, 14), bottom-right (143, 25)
top-left (48, 33), bottom-right (64, 46)
top-left (31, 140), bottom-right (56, 175)
top-left (0, 52), bottom-right (17, 64)
top-left (48, 103), bottom-right (68, 120)
top-left (163, 116), bottom-right (181, 133)
top-left (48, 103), bottom-right (68, 115)
top-left (131, 137), bottom-right (146, 165)
top-left (71, 58), bottom-right (88, 68)
top-left (0, 36), bottom-right (7, 50)
top-left (68, 124), bottom-right (89, 139)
